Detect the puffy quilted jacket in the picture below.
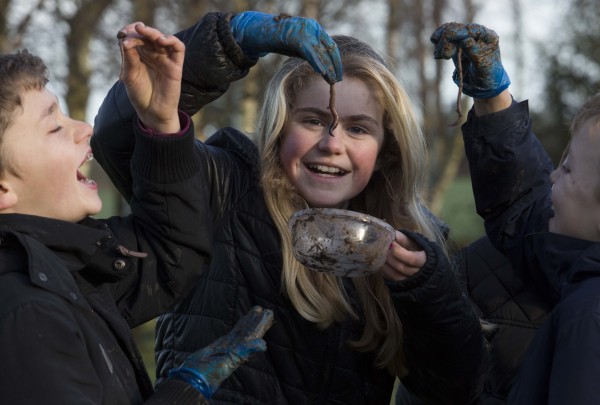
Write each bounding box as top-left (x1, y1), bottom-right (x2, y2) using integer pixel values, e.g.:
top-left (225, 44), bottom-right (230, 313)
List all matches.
top-left (456, 237), bottom-right (551, 404)
top-left (92, 12), bottom-right (487, 404)
top-left (396, 236), bottom-right (552, 405)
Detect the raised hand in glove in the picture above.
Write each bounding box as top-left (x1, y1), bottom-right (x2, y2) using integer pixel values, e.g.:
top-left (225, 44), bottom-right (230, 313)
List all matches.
top-left (430, 22), bottom-right (510, 99)
top-left (166, 306), bottom-right (274, 399)
top-left (230, 11), bottom-right (342, 84)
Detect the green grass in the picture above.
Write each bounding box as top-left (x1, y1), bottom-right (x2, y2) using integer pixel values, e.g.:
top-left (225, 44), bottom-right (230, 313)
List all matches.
top-left (437, 176), bottom-right (485, 247)
top-left (132, 320), bottom-right (157, 383)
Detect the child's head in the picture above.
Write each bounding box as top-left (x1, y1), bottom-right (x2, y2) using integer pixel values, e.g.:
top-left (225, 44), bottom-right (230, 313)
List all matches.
top-left (257, 35), bottom-right (435, 236)
top-left (254, 35), bottom-right (443, 377)
top-left (549, 93), bottom-right (600, 241)
top-left (0, 50), bottom-right (100, 222)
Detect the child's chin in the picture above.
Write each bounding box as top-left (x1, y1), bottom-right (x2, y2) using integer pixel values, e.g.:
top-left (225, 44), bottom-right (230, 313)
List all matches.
top-left (86, 200), bottom-right (103, 217)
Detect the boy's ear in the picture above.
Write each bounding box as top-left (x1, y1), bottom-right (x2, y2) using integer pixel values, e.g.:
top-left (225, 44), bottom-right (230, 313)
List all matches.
top-left (0, 181), bottom-right (18, 211)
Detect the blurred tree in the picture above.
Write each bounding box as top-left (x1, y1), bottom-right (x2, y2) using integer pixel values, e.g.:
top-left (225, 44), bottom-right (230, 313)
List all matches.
top-left (1, 0), bottom-right (46, 52)
top-left (0, 0), bottom-right (551, 216)
top-left (383, 0), bottom-right (480, 215)
top-left (533, 0), bottom-right (600, 165)
top-left (0, 0), bottom-right (8, 49)
top-left (63, 0), bottom-right (115, 121)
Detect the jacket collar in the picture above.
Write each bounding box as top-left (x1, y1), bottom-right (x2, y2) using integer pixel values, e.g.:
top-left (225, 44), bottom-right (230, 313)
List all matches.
top-left (527, 232), bottom-right (598, 299)
top-left (0, 214), bottom-right (138, 292)
top-left (0, 214), bottom-right (111, 271)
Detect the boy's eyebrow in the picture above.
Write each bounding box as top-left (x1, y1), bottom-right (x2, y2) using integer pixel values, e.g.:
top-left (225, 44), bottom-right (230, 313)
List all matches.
top-left (39, 98), bottom-right (58, 122)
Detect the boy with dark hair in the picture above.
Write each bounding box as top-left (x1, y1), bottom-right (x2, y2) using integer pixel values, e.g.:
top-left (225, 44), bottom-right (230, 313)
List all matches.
top-left (0, 23), bottom-right (272, 404)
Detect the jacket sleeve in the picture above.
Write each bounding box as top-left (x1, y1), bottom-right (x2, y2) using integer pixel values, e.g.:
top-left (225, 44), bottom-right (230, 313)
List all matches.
top-left (101, 113), bottom-right (213, 327)
top-left (387, 230), bottom-right (487, 405)
top-left (91, 11), bottom-right (257, 203)
top-left (460, 100), bottom-right (554, 267)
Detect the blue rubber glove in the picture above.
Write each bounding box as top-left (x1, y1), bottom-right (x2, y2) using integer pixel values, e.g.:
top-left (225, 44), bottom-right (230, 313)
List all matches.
top-left (166, 306), bottom-right (274, 399)
top-left (430, 22), bottom-right (510, 99)
top-left (230, 11), bottom-right (342, 84)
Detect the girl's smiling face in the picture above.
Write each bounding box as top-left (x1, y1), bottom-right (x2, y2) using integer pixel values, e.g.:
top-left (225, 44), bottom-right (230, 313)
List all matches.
top-left (279, 76), bottom-right (385, 208)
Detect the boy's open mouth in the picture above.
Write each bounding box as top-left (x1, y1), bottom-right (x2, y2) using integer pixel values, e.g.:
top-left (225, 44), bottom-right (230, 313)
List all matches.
top-left (77, 152), bottom-right (96, 185)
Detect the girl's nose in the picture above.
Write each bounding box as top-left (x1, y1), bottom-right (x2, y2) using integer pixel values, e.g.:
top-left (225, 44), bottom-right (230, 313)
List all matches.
top-left (318, 126), bottom-right (344, 154)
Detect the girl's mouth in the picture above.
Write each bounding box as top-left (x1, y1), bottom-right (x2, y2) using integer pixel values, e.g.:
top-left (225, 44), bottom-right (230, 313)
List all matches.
top-left (308, 164), bottom-right (346, 177)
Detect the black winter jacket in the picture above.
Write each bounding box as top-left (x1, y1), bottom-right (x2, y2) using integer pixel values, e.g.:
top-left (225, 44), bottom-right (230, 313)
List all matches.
top-left (462, 100), bottom-right (600, 404)
top-left (92, 12), bottom-right (487, 405)
top-left (94, 124), bottom-right (486, 405)
top-left (396, 236), bottom-right (552, 405)
top-left (0, 117), bottom-right (211, 404)
top-left (455, 236), bottom-right (551, 404)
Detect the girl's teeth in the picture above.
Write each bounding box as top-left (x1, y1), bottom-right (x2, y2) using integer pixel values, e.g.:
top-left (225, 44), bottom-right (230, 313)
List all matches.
top-left (311, 164), bottom-right (341, 174)
top-left (86, 152), bottom-right (94, 162)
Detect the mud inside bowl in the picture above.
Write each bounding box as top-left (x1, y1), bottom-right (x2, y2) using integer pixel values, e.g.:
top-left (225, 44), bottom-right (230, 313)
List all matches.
top-left (288, 208), bottom-right (395, 277)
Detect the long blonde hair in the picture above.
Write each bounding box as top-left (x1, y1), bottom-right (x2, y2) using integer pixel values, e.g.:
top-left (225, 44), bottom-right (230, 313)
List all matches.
top-left (255, 36), bottom-right (446, 377)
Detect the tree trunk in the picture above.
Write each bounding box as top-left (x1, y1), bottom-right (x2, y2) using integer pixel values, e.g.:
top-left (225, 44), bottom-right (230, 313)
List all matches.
top-left (425, 0), bottom-right (479, 215)
top-left (64, 0), bottom-right (114, 120)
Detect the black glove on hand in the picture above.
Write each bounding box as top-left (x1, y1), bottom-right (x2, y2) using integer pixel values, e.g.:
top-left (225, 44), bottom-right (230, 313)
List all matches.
top-left (166, 306), bottom-right (274, 399)
top-left (430, 22), bottom-right (510, 99)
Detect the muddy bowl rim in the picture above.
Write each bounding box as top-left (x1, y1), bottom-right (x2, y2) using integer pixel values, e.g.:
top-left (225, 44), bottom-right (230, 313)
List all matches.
top-left (288, 207), bottom-right (396, 238)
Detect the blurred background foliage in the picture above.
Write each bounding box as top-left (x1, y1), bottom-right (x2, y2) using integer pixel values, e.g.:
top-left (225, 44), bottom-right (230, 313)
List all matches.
top-left (2, 0), bottom-right (598, 388)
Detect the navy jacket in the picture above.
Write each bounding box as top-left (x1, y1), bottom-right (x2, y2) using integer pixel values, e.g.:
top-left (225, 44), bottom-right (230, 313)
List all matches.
top-left (462, 100), bottom-right (600, 404)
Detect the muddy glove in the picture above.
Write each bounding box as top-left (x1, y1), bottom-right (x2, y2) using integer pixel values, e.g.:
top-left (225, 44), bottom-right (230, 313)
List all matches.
top-left (166, 306), bottom-right (274, 399)
top-left (230, 11), bottom-right (342, 84)
top-left (430, 22), bottom-right (510, 99)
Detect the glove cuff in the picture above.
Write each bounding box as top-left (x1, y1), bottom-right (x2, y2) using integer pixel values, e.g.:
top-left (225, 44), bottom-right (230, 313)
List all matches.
top-left (454, 69), bottom-right (511, 99)
top-left (167, 367), bottom-right (213, 399)
top-left (218, 12), bottom-right (260, 68)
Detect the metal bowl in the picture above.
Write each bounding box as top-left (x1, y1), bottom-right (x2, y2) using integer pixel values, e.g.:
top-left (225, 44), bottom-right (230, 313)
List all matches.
top-left (288, 208), bottom-right (396, 277)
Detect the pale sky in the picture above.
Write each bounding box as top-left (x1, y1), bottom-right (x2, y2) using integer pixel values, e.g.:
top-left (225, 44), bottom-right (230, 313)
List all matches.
top-left (328, 0), bottom-right (567, 114)
top-left (82, 0), bottom-right (566, 121)
top-left (476, 0), bottom-right (567, 106)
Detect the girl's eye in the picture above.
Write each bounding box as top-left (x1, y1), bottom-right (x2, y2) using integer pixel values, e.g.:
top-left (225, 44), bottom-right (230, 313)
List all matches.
top-left (50, 126), bottom-right (63, 134)
top-left (348, 126), bottom-right (368, 135)
top-left (304, 118), bottom-right (324, 127)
